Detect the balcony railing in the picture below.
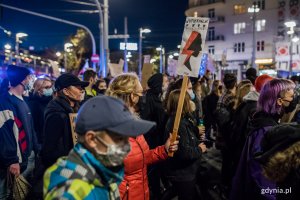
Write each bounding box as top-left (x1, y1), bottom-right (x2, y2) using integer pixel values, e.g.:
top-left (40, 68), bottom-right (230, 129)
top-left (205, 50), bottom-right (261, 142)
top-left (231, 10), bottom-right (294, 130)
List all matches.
top-left (189, 0), bottom-right (225, 8)
top-left (208, 35), bottom-right (225, 41)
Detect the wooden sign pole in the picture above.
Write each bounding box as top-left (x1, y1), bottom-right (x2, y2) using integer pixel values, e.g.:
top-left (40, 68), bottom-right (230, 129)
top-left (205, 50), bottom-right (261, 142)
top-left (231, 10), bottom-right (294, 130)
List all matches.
top-left (168, 75), bottom-right (189, 157)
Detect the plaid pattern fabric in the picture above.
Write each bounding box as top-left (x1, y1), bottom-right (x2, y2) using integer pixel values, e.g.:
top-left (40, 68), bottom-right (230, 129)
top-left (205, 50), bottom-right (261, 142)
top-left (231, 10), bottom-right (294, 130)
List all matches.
top-left (217, 90), bottom-right (236, 110)
top-left (44, 143), bottom-right (124, 200)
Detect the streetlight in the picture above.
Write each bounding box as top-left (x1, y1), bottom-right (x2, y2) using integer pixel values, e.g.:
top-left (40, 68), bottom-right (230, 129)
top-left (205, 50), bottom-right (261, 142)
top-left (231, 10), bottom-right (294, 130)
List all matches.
top-left (248, 4), bottom-right (260, 72)
top-left (64, 43), bottom-right (73, 70)
top-left (156, 45), bottom-right (165, 73)
top-left (4, 44), bottom-right (12, 64)
top-left (56, 51), bottom-right (62, 57)
top-left (285, 21), bottom-right (298, 77)
top-left (15, 32), bottom-right (28, 64)
top-left (139, 28), bottom-right (151, 78)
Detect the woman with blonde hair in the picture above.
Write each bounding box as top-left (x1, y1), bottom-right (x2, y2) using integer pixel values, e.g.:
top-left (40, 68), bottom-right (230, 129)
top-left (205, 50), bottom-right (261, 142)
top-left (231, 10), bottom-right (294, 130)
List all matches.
top-left (234, 79), bottom-right (253, 110)
top-left (106, 73), bottom-right (178, 200)
top-left (27, 77), bottom-right (53, 144)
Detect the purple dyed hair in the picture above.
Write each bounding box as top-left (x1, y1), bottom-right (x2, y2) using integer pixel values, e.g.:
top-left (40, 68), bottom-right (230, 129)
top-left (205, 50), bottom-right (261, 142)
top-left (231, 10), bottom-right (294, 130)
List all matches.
top-left (257, 78), bottom-right (295, 115)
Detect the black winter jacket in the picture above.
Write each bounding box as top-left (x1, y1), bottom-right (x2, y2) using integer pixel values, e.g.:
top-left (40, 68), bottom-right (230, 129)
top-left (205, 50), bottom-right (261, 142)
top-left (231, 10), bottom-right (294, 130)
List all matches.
top-left (41, 96), bottom-right (76, 167)
top-left (141, 73), bottom-right (168, 148)
top-left (164, 114), bottom-right (202, 182)
top-left (27, 94), bottom-right (52, 144)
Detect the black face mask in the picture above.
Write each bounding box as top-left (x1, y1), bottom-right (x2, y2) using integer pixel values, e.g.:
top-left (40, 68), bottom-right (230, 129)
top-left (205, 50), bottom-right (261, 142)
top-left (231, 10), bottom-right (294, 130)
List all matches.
top-left (283, 97), bottom-right (298, 113)
top-left (97, 89), bottom-right (106, 95)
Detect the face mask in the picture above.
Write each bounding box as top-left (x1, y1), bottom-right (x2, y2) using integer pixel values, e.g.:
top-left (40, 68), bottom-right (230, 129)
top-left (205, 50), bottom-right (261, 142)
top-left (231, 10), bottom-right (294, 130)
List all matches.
top-left (80, 91), bottom-right (85, 101)
top-left (43, 88), bottom-right (53, 97)
top-left (283, 97), bottom-right (298, 113)
top-left (23, 79), bottom-right (34, 91)
top-left (187, 89), bottom-right (195, 100)
top-left (94, 136), bottom-right (131, 167)
top-left (98, 89), bottom-right (106, 95)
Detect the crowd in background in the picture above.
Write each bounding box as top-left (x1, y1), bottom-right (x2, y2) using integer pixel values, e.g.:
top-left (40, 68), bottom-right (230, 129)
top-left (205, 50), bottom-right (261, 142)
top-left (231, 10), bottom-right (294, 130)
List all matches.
top-left (0, 65), bottom-right (300, 200)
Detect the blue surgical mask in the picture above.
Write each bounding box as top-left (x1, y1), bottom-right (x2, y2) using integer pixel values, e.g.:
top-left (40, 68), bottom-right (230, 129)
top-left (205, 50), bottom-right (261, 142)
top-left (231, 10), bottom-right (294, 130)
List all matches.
top-left (187, 89), bottom-right (195, 100)
top-left (43, 88), bottom-right (53, 97)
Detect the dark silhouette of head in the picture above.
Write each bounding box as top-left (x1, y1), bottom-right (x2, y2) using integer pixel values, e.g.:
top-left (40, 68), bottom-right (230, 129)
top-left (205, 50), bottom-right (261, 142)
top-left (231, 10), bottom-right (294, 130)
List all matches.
top-left (182, 31), bottom-right (202, 71)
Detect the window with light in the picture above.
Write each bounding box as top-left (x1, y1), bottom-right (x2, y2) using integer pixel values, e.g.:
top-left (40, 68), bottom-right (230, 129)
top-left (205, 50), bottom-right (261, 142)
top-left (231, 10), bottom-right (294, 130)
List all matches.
top-left (234, 22), bottom-right (246, 34)
top-left (256, 19), bottom-right (266, 31)
top-left (234, 4), bottom-right (246, 15)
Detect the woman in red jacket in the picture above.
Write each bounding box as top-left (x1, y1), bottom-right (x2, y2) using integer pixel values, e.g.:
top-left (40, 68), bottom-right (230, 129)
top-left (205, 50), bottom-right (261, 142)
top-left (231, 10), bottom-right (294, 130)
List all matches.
top-left (106, 73), bottom-right (178, 200)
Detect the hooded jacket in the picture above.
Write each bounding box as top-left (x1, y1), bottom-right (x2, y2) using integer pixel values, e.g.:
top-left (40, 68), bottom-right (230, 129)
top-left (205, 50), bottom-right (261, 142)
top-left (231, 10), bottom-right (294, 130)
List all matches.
top-left (42, 96), bottom-right (76, 168)
top-left (231, 111), bottom-right (278, 200)
top-left (44, 143), bottom-right (123, 200)
top-left (141, 73), bottom-right (168, 148)
top-left (229, 91), bottom-right (258, 169)
top-left (255, 124), bottom-right (300, 200)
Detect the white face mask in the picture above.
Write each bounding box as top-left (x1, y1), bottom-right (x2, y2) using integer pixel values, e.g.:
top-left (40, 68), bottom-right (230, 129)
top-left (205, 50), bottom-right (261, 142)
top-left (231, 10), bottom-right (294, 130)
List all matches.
top-left (94, 136), bottom-right (131, 167)
top-left (80, 91), bottom-right (85, 101)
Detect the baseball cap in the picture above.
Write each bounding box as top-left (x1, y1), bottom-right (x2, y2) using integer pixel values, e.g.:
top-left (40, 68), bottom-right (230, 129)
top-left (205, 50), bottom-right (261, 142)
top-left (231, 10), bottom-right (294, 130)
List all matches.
top-left (55, 73), bottom-right (89, 91)
top-left (75, 95), bottom-right (156, 136)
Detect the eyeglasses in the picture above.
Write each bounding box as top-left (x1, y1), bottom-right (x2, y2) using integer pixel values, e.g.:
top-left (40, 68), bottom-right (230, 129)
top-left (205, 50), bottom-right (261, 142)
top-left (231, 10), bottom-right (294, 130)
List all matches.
top-left (133, 91), bottom-right (143, 97)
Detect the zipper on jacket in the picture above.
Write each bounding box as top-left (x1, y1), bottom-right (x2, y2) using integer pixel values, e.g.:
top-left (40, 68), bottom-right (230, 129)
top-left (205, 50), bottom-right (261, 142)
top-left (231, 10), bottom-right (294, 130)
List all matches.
top-left (122, 182), bottom-right (129, 200)
top-left (136, 139), bottom-right (146, 200)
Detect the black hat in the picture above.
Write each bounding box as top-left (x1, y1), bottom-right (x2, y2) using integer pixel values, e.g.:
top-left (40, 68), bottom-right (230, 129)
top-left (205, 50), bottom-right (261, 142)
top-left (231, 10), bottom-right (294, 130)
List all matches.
top-left (7, 65), bottom-right (31, 87)
top-left (75, 96), bottom-right (156, 136)
top-left (255, 124), bottom-right (300, 164)
top-left (55, 73), bottom-right (89, 91)
top-left (246, 68), bottom-right (257, 85)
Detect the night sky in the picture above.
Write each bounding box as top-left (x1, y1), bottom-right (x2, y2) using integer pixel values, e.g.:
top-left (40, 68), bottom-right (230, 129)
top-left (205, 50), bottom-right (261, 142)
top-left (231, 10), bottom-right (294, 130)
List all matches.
top-left (0, 0), bottom-right (187, 53)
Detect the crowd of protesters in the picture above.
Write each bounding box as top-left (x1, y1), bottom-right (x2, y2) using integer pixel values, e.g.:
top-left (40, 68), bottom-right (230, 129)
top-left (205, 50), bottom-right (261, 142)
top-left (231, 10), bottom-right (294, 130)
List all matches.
top-left (0, 64), bottom-right (300, 200)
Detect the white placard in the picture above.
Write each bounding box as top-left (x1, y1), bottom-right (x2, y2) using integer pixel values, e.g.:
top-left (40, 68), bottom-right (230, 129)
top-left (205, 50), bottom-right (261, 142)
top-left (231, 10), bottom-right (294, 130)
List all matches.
top-left (177, 17), bottom-right (209, 77)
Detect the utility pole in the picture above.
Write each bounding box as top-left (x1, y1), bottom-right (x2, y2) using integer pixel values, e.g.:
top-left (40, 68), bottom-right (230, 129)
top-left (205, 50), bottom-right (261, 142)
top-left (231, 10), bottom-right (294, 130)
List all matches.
top-left (104, 0), bottom-right (109, 75)
top-left (94, 0), bottom-right (105, 77)
top-left (124, 17), bottom-right (128, 72)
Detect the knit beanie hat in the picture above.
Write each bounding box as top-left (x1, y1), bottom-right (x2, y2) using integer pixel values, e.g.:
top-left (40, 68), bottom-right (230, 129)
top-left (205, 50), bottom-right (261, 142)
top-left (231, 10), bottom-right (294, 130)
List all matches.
top-left (6, 65), bottom-right (31, 87)
top-left (254, 74), bottom-right (273, 93)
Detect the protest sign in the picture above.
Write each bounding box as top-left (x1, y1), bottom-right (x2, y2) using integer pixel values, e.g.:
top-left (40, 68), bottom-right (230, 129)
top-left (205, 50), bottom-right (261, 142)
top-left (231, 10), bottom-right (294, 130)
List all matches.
top-left (177, 17), bottom-right (209, 77)
top-left (69, 113), bottom-right (78, 145)
top-left (169, 17), bottom-right (209, 157)
top-left (108, 59), bottom-right (124, 77)
top-left (141, 63), bottom-right (154, 90)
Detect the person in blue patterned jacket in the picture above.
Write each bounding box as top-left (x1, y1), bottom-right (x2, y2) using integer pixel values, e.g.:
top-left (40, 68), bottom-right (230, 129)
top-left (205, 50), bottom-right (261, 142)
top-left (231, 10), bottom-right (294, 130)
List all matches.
top-left (44, 95), bottom-right (156, 200)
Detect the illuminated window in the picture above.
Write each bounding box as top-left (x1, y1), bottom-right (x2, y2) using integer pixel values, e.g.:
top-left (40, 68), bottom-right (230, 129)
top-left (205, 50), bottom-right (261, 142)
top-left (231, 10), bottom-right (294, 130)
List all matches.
top-left (234, 22), bottom-right (246, 34)
top-left (234, 4), bottom-right (246, 15)
top-left (256, 19), bottom-right (266, 32)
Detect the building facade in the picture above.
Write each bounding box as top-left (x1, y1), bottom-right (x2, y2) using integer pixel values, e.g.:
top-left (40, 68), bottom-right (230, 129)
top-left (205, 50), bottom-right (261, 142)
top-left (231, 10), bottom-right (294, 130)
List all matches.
top-left (186, 0), bottom-right (300, 80)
